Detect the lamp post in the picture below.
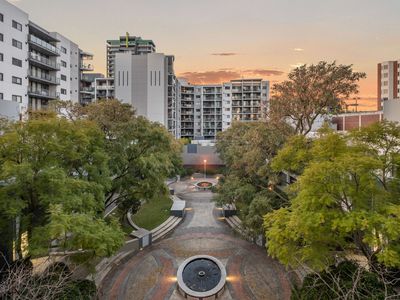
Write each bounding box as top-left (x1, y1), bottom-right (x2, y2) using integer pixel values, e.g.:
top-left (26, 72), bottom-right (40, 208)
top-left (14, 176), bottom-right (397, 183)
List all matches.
top-left (203, 159), bottom-right (207, 179)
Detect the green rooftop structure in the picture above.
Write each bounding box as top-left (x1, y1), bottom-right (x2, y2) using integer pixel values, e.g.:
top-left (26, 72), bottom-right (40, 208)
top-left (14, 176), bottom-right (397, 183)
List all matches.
top-left (106, 33), bottom-right (156, 78)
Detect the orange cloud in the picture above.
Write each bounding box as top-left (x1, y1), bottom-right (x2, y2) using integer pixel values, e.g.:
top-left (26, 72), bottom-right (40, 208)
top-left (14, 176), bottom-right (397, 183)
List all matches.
top-left (178, 68), bottom-right (284, 84)
top-left (211, 53), bottom-right (238, 56)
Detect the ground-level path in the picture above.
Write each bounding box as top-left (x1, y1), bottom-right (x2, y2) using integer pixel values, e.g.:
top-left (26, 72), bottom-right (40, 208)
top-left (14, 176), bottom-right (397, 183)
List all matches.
top-left (99, 180), bottom-right (292, 300)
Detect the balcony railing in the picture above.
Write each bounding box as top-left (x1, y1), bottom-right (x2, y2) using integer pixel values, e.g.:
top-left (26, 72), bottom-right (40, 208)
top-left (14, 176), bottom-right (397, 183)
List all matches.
top-left (80, 64), bottom-right (94, 71)
top-left (29, 35), bottom-right (59, 55)
top-left (81, 87), bottom-right (95, 93)
top-left (28, 70), bottom-right (60, 85)
top-left (28, 52), bottom-right (60, 70)
top-left (28, 87), bottom-right (59, 99)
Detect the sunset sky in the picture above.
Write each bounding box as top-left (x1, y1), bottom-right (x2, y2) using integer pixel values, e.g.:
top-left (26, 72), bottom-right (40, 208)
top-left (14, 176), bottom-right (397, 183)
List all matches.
top-left (11, 0), bottom-right (400, 111)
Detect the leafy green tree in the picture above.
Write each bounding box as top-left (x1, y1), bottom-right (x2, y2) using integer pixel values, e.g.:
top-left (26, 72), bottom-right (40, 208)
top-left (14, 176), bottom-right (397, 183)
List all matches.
top-left (0, 117), bottom-right (123, 258)
top-left (77, 100), bottom-right (182, 215)
top-left (215, 121), bottom-right (291, 234)
top-left (265, 123), bottom-right (400, 270)
top-left (269, 61), bottom-right (366, 135)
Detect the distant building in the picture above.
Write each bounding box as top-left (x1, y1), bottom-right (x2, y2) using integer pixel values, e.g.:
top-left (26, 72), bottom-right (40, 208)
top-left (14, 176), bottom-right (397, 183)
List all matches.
top-left (114, 52), bottom-right (178, 137)
top-left (332, 111), bottom-right (383, 131)
top-left (106, 34), bottom-right (156, 78)
top-left (176, 79), bottom-right (269, 140)
top-left (95, 77), bottom-right (114, 101)
top-left (377, 60), bottom-right (400, 110)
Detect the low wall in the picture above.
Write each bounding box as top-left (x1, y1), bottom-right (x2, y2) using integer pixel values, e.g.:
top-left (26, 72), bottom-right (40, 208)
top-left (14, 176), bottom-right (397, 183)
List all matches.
top-left (182, 144), bottom-right (224, 166)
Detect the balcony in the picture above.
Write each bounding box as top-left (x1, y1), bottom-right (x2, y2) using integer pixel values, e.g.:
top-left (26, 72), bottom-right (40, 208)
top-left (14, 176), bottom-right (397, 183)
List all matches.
top-left (96, 85), bottom-right (114, 90)
top-left (81, 64), bottom-right (94, 71)
top-left (28, 53), bottom-right (60, 71)
top-left (28, 71), bottom-right (60, 85)
top-left (81, 87), bottom-right (95, 94)
top-left (29, 35), bottom-right (59, 56)
top-left (28, 87), bottom-right (59, 99)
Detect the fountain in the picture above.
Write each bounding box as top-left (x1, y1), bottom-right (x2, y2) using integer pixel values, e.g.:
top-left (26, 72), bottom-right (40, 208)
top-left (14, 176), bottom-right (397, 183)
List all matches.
top-left (177, 255), bottom-right (226, 299)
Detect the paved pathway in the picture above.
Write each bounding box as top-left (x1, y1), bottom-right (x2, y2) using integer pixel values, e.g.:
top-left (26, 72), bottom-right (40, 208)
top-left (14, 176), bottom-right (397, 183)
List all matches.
top-left (100, 179), bottom-right (292, 300)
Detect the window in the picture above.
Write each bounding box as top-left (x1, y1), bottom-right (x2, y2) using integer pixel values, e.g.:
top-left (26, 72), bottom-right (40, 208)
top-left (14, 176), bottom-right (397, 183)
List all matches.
top-left (12, 20), bottom-right (22, 31)
top-left (61, 47), bottom-right (67, 54)
top-left (0, 13), bottom-right (3, 22)
top-left (0, 73), bottom-right (3, 81)
top-left (12, 95), bottom-right (22, 103)
top-left (0, 33), bottom-right (3, 42)
top-left (61, 75), bottom-right (67, 81)
top-left (12, 76), bottom-right (22, 85)
top-left (61, 60), bottom-right (67, 67)
top-left (61, 88), bottom-right (67, 95)
top-left (0, 93), bottom-right (3, 100)
top-left (12, 58), bottom-right (22, 67)
top-left (12, 39), bottom-right (22, 49)
top-left (0, 53), bottom-right (3, 61)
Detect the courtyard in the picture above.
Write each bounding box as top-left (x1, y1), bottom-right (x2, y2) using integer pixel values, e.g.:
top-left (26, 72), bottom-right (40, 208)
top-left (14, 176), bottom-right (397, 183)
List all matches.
top-left (99, 179), bottom-right (292, 300)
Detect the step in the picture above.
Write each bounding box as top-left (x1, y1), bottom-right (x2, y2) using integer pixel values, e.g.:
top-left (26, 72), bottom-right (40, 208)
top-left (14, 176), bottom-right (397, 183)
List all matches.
top-left (226, 217), bottom-right (246, 236)
top-left (231, 215), bottom-right (242, 225)
top-left (151, 216), bottom-right (175, 233)
top-left (152, 216), bottom-right (179, 236)
top-left (152, 217), bottom-right (182, 241)
top-left (152, 217), bottom-right (181, 241)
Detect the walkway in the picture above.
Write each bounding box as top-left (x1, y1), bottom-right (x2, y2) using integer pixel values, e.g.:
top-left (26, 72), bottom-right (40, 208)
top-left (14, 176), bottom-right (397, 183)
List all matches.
top-left (99, 179), bottom-right (292, 300)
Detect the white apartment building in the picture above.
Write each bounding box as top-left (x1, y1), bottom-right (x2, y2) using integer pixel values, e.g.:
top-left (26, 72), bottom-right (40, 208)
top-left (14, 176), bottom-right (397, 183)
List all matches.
top-left (95, 77), bottom-right (114, 100)
top-left (0, 0), bottom-right (95, 119)
top-left (176, 79), bottom-right (269, 140)
top-left (114, 52), bottom-right (178, 137)
top-left (106, 34), bottom-right (156, 78)
top-left (0, 0), bottom-right (29, 119)
top-left (378, 60), bottom-right (400, 110)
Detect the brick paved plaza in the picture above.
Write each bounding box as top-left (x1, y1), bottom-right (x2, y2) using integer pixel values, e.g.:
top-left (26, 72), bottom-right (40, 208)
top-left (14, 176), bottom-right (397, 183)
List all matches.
top-left (100, 180), bottom-right (292, 300)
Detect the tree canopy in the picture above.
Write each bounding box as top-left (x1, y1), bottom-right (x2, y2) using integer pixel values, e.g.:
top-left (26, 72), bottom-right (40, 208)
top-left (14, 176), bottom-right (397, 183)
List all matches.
top-left (215, 121), bottom-right (292, 236)
top-left (265, 122), bottom-right (400, 270)
top-left (269, 61), bottom-right (366, 135)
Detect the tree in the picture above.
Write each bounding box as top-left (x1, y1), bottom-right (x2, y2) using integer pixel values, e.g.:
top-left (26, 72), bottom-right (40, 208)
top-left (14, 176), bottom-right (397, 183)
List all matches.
top-left (292, 260), bottom-right (397, 300)
top-left (265, 123), bottom-right (400, 271)
top-left (0, 258), bottom-right (97, 299)
top-left (0, 116), bottom-right (124, 258)
top-left (215, 121), bottom-right (291, 234)
top-left (76, 100), bottom-right (182, 216)
top-left (269, 61), bottom-right (366, 135)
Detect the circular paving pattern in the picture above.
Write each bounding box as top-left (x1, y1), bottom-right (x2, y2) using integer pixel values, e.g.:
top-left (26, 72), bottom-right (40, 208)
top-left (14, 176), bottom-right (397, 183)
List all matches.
top-left (99, 180), bottom-right (292, 300)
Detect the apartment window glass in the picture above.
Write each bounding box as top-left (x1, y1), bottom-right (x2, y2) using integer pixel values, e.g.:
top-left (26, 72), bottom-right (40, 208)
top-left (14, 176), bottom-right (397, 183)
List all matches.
top-left (0, 73), bottom-right (3, 81)
top-left (0, 93), bottom-right (3, 100)
top-left (12, 39), bottom-right (22, 49)
top-left (61, 60), bottom-right (67, 67)
top-left (61, 75), bottom-right (67, 81)
top-left (0, 13), bottom-right (3, 22)
top-left (12, 20), bottom-right (22, 31)
top-left (61, 47), bottom-right (67, 54)
top-left (12, 57), bottom-right (22, 67)
top-left (12, 95), bottom-right (22, 103)
top-left (12, 76), bottom-right (22, 85)
top-left (0, 33), bottom-right (3, 42)
top-left (61, 88), bottom-right (67, 95)
top-left (0, 53), bottom-right (3, 61)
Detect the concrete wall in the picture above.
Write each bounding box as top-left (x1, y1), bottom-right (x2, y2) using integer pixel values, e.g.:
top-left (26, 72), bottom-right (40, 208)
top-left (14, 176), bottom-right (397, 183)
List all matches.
top-left (383, 99), bottom-right (400, 123)
top-left (332, 111), bottom-right (383, 131)
top-left (0, 99), bottom-right (20, 120)
top-left (182, 144), bottom-right (223, 166)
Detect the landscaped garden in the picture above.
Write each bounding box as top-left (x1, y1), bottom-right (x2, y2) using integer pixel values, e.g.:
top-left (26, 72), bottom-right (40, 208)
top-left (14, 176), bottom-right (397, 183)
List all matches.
top-left (132, 194), bottom-right (172, 230)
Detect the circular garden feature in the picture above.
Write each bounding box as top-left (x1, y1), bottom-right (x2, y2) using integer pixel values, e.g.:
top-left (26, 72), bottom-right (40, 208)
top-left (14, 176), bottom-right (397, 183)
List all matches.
top-left (195, 181), bottom-right (214, 190)
top-left (177, 255), bottom-right (226, 299)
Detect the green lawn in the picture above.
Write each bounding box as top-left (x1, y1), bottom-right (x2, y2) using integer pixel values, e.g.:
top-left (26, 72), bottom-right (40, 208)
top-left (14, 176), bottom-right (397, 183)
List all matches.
top-left (132, 195), bottom-right (172, 230)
